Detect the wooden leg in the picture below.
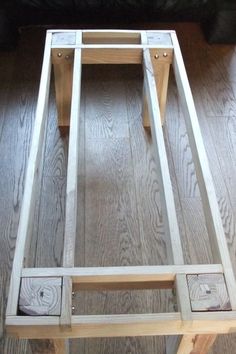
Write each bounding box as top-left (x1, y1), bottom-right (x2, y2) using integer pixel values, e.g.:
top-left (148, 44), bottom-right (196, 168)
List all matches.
top-left (52, 49), bottom-right (74, 136)
top-left (142, 50), bottom-right (171, 128)
top-left (53, 339), bottom-right (69, 354)
top-left (154, 62), bottom-right (171, 126)
top-left (166, 334), bottom-right (217, 354)
top-left (29, 339), bottom-right (69, 354)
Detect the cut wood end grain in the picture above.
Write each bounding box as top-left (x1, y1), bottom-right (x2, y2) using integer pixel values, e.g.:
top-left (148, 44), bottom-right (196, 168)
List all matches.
top-left (147, 32), bottom-right (172, 46)
top-left (187, 273), bottom-right (231, 312)
top-left (52, 32), bottom-right (76, 45)
top-left (19, 277), bottom-right (62, 316)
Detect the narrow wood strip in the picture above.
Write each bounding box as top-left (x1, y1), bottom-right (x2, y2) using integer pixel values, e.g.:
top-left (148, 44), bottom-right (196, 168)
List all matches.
top-left (6, 32), bottom-right (52, 316)
top-left (63, 39), bottom-right (82, 267)
top-left (21, 264), bottom-right (223, 279)
top-left (82, 48), bottom-right (142, 64)
top-left (169, 273), bottom-right (192, 351)
top-left (51, 44), bottom-right (174, 49)
top-left (171, 31), bottom-right (236, 310)
top-left (72, 280), bottom-right (173, 291)
top-left (143, 48), bottom-right (184, 265)
top-left (82, 30), bottom-right (175, 34)
top-left (60, 276), bottom-right (72, 328)
top-left (60, 32), bottom-right (82, 332)
top-left (82, 31), bottom-right (141, 44)
top-left (175, 274), bottom-right (192, 323)
top-left (141, 31), bottom-right (150, 128)
top-left (6, 312), bottom-right (236, 339)
top-left (48, 29), bottom-right (174, 34)
top-left (143, 49), bottom-right (193, 354)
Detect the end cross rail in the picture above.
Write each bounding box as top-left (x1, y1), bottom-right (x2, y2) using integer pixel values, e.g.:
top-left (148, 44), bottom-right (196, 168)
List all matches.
top-left (5, 29), bottom-right (236, 354)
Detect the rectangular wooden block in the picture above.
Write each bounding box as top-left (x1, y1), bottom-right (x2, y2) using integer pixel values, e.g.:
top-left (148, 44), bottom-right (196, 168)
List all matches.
top-left (187, 273), bottom-right (231, 312)
top-left (19, 277), bottom-right (62, 316)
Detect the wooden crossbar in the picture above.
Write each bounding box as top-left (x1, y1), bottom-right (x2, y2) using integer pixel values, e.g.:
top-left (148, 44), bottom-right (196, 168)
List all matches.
top-left (5, 30), bottom-right (236, 354)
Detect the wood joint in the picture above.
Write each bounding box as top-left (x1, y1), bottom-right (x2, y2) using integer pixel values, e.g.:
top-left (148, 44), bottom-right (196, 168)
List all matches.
top-left (149, 48), bottom-right (173, 64)
top-left (51, 48), bottom-right (74, 65)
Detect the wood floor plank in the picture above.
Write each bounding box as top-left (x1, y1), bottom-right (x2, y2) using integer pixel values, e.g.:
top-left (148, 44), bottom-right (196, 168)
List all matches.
top-left (42, 87), bottom-right (68, 178)
top-left (164, 74), bottom-right (211, 264)
top-left (165, 72), bottom-right (200, 198)
top-left (83, 65), bottom-right (130, 139)
top-left (84, 137), bottom-right (141, 267)
top-left (34, 176), bottom-right (65, 267)
top-left (191, 42), bottom-right (236, 118)
top-left (206, 116), bottom-right (236, 199)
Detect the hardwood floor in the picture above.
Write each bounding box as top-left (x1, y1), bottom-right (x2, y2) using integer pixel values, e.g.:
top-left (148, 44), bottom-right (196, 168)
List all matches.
top-left (0, 24), bottom-right (236, 353)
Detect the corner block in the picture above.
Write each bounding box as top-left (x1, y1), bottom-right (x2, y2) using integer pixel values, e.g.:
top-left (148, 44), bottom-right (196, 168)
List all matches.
top-left (19, 277), bottom-right (62, 316)
top-left (187, 273), bottom-right (231, 312)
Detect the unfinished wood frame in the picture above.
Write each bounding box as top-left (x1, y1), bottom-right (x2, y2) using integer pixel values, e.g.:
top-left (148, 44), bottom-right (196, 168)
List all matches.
top-left (5, 30), bottom-right (236, 354)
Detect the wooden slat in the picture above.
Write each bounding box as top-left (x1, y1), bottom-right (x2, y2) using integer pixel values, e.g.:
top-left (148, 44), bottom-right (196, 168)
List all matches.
top-left (60, 32), bottom-right (82, 331)
top-left (143, 48), bottom-right (184, 265)
top-left (82, 48), bottom-right (142, 64)
top-left (175, 274), bottom-right (192, 323)
top-left (21, 264), bottom-right (223, 279)
top-left (52, 44), bottom-right (174, 50)
top-left (141, 31), bottom-right (151, 128)
top-left (171, 31), bottom-right (236, 310)
top-left (6, 32), bottom-right (52, 317)
top-left (82, 31), bottom-right (141, 44)
top-left (63, 37), bottom-right (82, 268)
top-left (6, 311), bottom-right (236, 339)
top-left (60, 276), bottom-right (72, 329)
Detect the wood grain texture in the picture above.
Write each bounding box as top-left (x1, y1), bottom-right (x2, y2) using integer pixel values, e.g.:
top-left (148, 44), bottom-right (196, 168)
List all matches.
top-left (1, 25), bottom-right (236, 353)
top-left (174, 334), bottom-right (217, 354)
top-left (187, 274), bottom-right (231, 312)
top-left (126, 73), bottom-right (167, 265)
top-left (19, 277), bottom-right (62, 316)
top-left (83, 65), bottom-right (129, 139)
top-left (76, 64), bottom-right (168, 353)
top-left (0, 28), bottom-right (45, 354)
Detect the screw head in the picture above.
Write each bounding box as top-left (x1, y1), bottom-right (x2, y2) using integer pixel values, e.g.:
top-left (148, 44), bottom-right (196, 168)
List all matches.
top-left (65, 55), bottom-right (70, 60)
top-left (154, 54), bottom-right (159, 59)
top-left (57, 52), bottom-right (62, 58)
top-left (72, 306), bottom-right (75, 313)
top-left (163, 52), bottom-right (168, 57)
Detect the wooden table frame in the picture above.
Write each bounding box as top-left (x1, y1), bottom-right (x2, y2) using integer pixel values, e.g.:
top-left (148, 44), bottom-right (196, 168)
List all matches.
top-left (5, 29), bottom-right (236, 354)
